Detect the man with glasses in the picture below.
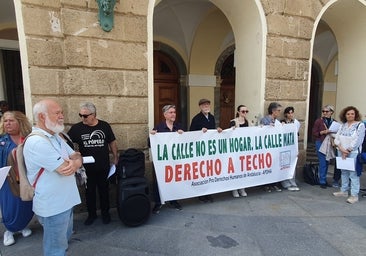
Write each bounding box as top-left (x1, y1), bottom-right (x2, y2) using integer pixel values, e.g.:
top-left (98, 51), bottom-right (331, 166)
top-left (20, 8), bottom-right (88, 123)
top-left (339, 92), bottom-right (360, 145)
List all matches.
top-left (68, 102), bottom-right (118, 225)
top-left (312, 105), bottom-right (336, 189)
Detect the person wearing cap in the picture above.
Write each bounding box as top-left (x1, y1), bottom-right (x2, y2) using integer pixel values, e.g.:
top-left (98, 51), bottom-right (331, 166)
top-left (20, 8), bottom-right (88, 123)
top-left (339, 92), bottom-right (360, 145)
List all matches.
top-left (312, 104), bottom-right (337, 189)
top-left (280, 106), bottom-right (300, 191)
top-left (190, 99), bottom-right (222, 133)
top-left (150, 104), bottom-right (184, 213)
top-left (189, 98), bottom-right (222, 202)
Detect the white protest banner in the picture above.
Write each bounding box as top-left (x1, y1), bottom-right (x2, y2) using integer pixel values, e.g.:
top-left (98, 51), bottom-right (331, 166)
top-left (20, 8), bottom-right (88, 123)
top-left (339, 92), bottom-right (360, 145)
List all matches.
top-left (149, 123), bottom-right (298, 203)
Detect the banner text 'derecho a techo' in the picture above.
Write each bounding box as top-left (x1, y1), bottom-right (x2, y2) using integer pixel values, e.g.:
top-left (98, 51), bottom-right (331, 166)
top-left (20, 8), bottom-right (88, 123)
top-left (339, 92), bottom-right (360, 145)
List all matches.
top-left (149, 124), bottom-right (298, 202)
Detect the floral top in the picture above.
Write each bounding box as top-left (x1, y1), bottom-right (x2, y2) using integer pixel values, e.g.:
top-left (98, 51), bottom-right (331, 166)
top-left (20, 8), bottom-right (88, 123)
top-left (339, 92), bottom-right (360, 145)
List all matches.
top-left (334, 122), bottom-right (365, 152)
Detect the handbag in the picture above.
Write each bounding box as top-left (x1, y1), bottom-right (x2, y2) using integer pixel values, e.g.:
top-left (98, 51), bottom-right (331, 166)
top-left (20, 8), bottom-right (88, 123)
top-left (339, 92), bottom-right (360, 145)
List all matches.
top-left (357, 152), bottom-right (366, 165)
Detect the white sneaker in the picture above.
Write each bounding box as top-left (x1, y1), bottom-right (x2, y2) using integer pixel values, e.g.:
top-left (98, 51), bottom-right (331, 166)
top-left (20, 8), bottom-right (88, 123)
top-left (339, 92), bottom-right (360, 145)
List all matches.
top-left (21, 228), bottom-right (32, 237)
top-left (232, 190), bottom-right (240, 198)
top-left (333, 191), bottom-right (348, 197)
top-left (347, 195), bottom-right (358, 204)
top-left (287, 186), bottom-right (300, 191)
top-left (3, 230), bottom-right (15, 246)
top-left (238, 189), bottom-right (247, 197)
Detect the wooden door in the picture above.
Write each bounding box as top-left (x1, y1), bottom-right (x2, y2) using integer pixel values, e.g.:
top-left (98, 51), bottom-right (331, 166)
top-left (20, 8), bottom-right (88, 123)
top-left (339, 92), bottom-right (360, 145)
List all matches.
top-left (153, 51), bottom-right (179, 124)
top-left (308, 63), bottom-right (323, 142)
top-left (219, 54), bottom-right (235, 129)
top-left (2, 50), bottom-right (25, 112)
top-left (220, 85), bottom-right (235, 129)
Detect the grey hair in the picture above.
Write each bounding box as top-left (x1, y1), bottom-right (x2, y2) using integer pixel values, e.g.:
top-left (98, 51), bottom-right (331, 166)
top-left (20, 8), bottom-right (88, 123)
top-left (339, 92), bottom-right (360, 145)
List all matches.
top-left (162, 104), bottom-right (176, 113)
top-left (323, 104), bottom-right (334, 113)
top-left (267, 102), bottom-right (282, 115)
top-left (80, 102), bottom-right (96, 115)
top-left (33, 100), bottom-right (49, 122)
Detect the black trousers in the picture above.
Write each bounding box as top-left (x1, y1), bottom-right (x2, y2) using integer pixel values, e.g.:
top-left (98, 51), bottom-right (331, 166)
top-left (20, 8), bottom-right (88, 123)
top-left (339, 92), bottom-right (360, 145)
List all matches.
top-left (152, 165), bottom-right (178, 206)
top-left (152, 165), bottom-right (161, 205)
top-left (85, 169), bottom-right (110, 216)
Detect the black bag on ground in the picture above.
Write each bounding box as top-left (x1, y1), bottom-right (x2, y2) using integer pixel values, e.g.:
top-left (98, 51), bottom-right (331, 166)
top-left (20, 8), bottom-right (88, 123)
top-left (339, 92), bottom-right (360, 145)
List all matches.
top-left (116, 148), bottom-right (145, 179)
top-left (117, 177), bottom-right (150, 227)
top-left (303, 163), bottom-right (320, 185)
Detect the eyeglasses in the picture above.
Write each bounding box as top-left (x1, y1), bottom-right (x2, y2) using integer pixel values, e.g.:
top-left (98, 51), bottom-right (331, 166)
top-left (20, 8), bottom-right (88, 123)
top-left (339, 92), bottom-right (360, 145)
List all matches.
top-left (79, 113), bottom-right (93, 118)
top-left (240, 110), bottom-right (249, 113)
top-left (322, 110), bottom-right (329, 113)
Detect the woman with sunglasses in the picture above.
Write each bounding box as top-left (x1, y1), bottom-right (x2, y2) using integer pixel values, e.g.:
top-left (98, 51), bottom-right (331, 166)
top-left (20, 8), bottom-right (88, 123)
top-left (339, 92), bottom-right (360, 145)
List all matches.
top-left (312, 105), bottom-right (336, 188)
top-left (229, 105), bottom-right (249, 197)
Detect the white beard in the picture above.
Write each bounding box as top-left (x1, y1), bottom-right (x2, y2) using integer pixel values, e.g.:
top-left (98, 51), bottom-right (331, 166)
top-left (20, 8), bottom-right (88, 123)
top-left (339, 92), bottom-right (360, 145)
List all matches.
top-left (45, 116), bottom-right (64, 134)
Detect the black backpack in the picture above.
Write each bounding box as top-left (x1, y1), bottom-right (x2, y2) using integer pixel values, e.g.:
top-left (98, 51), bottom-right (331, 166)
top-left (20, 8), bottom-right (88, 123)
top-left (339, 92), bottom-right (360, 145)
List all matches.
top-left (303, 163), bottom-right (320, 185)
top-left (116, 148), bottom-right (145, 179)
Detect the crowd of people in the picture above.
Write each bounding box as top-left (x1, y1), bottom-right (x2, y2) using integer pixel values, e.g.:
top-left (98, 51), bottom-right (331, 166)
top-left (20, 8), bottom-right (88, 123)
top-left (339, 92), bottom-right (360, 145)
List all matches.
top-left (0, 98), bottom-right (365, 255)
top-left (0, 99), bottom-right (117, 255)
top-left (312, 104), bottom-right (366, 204)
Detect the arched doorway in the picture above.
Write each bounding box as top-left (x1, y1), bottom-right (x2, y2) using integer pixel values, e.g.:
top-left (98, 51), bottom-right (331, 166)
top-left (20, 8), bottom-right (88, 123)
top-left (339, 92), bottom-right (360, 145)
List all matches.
top-left (307, 60), bottom-right (323, 142)
top-left (153, 51), bottom-right (180, 124)
top-left (219, 54), bottom-right (235, 129)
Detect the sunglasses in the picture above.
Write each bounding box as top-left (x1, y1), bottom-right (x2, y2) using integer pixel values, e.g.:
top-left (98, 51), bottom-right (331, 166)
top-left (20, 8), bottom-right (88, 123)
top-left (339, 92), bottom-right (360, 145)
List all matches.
top-left (79, 113), bottom-right (93, 118)
top-left (240, 110), bottom-right (249, 113)
top-left (322, 110), bottom-right (330, 113)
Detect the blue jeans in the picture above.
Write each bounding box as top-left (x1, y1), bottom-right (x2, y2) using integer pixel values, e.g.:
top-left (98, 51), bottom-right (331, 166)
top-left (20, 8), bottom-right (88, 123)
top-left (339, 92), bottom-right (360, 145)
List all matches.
top-left (341, 170), bottom-right (360, 196)
top-left (339, 152), bottom-right (360, 196)
top-left (37, 208), bottom-right (74, 256)
top-left (315, 140), bottom-right (329, 185)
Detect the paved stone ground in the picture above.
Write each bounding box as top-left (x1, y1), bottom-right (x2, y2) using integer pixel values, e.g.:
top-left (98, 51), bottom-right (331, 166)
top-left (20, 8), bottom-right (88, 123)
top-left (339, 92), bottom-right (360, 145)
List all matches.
top-left (1, 165), bottom-right (366, 256)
